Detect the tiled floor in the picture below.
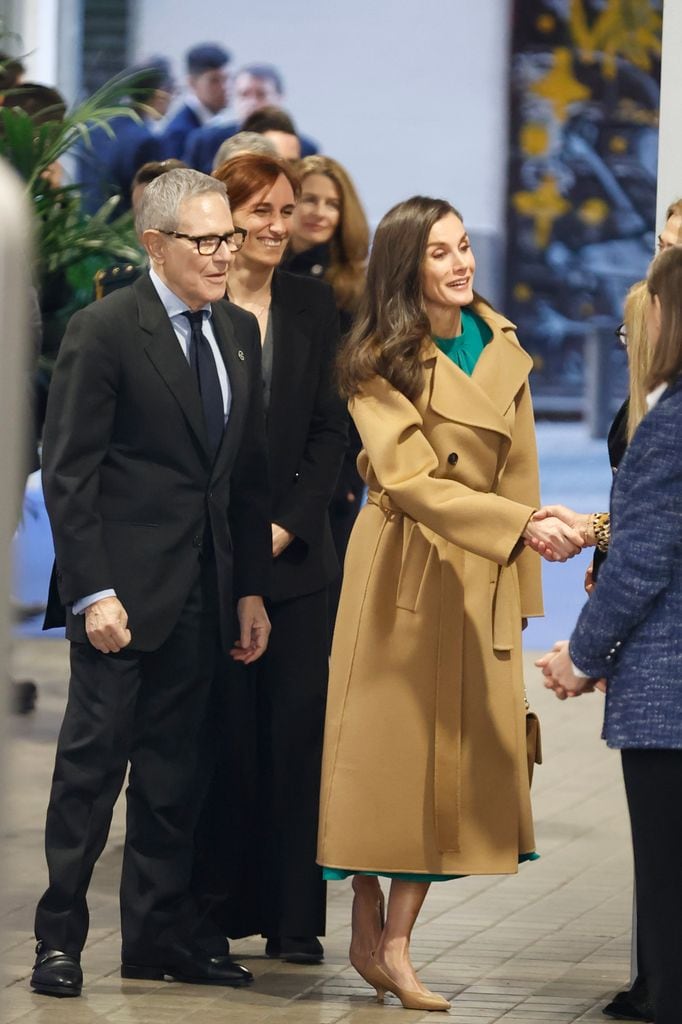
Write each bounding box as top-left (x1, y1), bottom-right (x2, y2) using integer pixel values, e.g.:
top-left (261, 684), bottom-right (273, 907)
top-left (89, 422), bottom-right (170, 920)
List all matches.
top-left (2, 637), bottom-right (635, 1022)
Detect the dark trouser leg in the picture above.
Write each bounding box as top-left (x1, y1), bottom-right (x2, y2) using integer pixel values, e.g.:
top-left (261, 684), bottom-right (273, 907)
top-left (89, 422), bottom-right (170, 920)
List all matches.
top-left (34, 643), bottom-right (142, 955)
top-left (259, 590), bottom-right (328, 938)
top-left (621, 748), bottom-right (682, 1024)
top-left (120, 567), bottom-right (219, 959)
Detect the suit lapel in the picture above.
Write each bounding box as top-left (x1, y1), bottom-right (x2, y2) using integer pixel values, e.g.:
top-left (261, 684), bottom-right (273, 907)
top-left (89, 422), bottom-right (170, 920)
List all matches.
top-left (210, 300), bottom-right (249, 478)
top-left (136, 274), bottom-right (211, 461)
top-left (267, 271), bottom-right (312, 447)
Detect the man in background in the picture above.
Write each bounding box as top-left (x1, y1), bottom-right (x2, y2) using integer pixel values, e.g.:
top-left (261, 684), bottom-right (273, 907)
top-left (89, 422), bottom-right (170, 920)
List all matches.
top-left (162, 43), bottom-right (230, 159)
top-left (183, 63), bottom-right (318, 173)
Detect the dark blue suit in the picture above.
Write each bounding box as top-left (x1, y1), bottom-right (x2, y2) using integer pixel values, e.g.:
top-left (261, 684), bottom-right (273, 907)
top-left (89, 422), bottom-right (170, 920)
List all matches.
top-left (183, 121), bottom-right (319, 173)
top-left (77, 114), bottom-right (162, 215)
top-left (161, 103), bottom-right (203, 160)
top-left (569, 374), bottom-right (682, 1023)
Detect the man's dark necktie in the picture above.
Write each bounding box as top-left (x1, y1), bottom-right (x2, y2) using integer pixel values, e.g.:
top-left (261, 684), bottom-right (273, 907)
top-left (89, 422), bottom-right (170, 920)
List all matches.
top-left (181, 310), bottom-right (224, 458)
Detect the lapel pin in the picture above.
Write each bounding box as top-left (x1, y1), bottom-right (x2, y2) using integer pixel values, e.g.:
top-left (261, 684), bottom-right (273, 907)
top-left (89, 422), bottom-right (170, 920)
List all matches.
top-left (237, 350), bottom-right (245, 361)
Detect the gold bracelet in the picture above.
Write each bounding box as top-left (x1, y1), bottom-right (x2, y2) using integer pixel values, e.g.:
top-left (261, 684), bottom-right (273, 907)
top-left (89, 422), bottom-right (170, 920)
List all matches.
top-left (592, 512), bottom-right (610, 552)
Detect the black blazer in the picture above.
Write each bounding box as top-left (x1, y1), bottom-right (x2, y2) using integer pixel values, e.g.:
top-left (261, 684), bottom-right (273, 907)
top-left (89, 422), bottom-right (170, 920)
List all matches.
top-left (42, 273), bottom-right (271, 652)
top-left (592, 398), bottom-right (629, 581)
top-left (266, 270), bottom-right (347, 601)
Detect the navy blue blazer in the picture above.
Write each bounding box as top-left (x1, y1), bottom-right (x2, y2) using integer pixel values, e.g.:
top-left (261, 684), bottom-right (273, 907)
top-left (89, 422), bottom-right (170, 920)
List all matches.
top-left (183, 120), bottom-right (319, 173)
top-left (569, 376), bottom-right (682, 749)
top-left (77, 115), bottom-right (162, 215)
top-left (161, 103), bottom-right (203, 159)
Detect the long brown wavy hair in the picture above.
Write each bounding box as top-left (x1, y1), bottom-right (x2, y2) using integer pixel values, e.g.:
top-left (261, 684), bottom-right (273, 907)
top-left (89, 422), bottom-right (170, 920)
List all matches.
top-left (295, 155), bottom-right (369, 313)
top-left (337, 196), bottom-right (460, 401)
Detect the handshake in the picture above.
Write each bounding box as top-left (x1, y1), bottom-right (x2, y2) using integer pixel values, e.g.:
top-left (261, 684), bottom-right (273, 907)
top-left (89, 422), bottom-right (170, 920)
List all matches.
top-left (523, 504), bottom-right (594, 563)
top-left (535, 639), bottom-right (607, 701)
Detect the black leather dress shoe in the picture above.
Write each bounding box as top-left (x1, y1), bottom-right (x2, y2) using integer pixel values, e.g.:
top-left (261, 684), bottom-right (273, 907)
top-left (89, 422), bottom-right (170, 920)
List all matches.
top-left (265, 936), bottom-right (324, 964)
top-left (121, 940), bottom-right (252, 986)
top-left (602, 981), bottom-right (655, 1021)
top-left (30, 943), bottom-right (82, 997)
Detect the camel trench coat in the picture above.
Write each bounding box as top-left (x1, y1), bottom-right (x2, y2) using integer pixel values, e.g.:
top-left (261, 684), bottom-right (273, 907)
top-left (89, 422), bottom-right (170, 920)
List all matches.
top-left (318, 302), bottom-right (543, 876)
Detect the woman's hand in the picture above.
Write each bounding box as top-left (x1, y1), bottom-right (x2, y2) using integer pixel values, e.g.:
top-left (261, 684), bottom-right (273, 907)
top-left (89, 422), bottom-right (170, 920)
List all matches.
top-left (534, 640), bottom-right (603, 699)
top-left (272, 523), bottom-right (295, 558)
top-left (523, 516), bottom-right (584, 562)
top-left (532, 504), bottom-right (595, 545)
top-left (584, 561), bottom-right (596, 595)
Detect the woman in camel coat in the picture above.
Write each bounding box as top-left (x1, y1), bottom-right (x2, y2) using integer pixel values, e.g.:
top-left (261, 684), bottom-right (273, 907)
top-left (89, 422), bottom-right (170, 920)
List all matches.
top-left (317, 196), bottom-right (582, 1011)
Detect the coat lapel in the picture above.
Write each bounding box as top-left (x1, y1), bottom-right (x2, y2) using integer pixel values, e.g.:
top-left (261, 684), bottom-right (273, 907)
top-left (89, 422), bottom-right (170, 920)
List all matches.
top-left (267, 271), bottom-right (312, 446)
top-left (135, 274), bottom-right (211, 460)
top-left (425, 300), bottom-right (533, 439)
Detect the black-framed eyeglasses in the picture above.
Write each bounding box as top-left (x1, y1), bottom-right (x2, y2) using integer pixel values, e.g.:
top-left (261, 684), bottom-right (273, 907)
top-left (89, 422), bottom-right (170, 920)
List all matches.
top-left (614, 322), bottom-right (627, 346)
top-left (158, 228), bottom-right (247, 255)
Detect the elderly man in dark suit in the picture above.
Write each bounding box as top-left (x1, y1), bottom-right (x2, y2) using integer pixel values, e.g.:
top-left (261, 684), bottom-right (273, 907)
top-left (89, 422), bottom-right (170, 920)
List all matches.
top-left (31, 168), bottom-right (271, 998)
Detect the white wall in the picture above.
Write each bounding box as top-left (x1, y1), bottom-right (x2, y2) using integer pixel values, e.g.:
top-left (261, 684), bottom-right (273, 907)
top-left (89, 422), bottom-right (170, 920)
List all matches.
top-left (133, 1), bottom-right (512, 294)
top-left (656, 0), bottom-right (682, 230)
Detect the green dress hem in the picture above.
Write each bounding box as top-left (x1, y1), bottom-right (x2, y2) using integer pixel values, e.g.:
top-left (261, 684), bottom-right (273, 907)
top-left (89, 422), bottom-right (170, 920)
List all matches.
top-left (322, 853), bottom-right (540, 883)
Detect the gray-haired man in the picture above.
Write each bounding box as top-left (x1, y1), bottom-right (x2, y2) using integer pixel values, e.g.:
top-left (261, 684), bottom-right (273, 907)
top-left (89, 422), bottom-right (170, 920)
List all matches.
top-left (31, 169), bottom-right (271, 996)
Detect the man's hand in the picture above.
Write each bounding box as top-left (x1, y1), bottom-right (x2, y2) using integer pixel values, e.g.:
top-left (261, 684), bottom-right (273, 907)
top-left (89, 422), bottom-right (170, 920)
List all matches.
top-left (272, 523), bottom-right (295, 558)
top-left (85, 596), bottom-right (132, 654)
top-left (534, 639), bottom-right (604, 700)
top-left (231, 595), bottom-right (271, 664)
top-left (523, 516), bottom-right (584, 562)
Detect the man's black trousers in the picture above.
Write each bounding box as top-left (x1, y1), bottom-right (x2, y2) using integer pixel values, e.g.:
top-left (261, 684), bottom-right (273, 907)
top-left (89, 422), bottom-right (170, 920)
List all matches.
top-left (34, 564), bottom-right (219, 959)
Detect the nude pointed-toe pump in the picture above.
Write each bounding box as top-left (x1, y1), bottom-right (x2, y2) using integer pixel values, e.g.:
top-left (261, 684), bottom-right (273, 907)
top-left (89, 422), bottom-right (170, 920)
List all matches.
top-left (362, 953), bottom-right (451, 1012)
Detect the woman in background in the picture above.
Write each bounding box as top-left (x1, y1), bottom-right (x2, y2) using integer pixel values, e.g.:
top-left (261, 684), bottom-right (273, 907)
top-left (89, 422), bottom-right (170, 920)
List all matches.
top-left (319, 196), bottom-right (582, 1012)
top-left (285, 155), bottom-right (370, 632)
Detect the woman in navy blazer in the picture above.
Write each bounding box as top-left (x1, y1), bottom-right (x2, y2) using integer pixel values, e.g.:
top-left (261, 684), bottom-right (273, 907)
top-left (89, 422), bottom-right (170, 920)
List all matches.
top-left (538, 245), bottom-right (682, 1024)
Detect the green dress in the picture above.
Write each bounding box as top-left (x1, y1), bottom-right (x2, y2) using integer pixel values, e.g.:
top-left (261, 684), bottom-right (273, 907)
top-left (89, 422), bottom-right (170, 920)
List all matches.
top-left (322, 309), bottom-right (538, 882)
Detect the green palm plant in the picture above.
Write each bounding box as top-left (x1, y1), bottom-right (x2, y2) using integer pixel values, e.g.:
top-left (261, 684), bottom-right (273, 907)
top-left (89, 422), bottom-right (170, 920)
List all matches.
top-left (0, 69), bottom-right (151, 365)
top-left (0, 71), bottom-right (147, 274)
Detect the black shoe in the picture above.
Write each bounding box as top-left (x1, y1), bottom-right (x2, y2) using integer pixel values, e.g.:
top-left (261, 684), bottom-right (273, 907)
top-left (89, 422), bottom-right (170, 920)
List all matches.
top-left (121, 940), bottom-right (252, 987)
top-left (602, 982), bottom-right (655, 1021)
top-left (30, 942), bottom-right (82, 997)
top-left (265, 936), bottom-right (324, 964)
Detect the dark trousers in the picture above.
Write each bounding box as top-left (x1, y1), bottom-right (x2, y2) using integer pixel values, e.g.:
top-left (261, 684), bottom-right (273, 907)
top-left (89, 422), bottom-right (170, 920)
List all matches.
top-left (621, 748), bottom-right (682, 1024)
top-left (193, 588), bottom-right (328, 939)
top-left (35, 565), bottom-right (219, 958)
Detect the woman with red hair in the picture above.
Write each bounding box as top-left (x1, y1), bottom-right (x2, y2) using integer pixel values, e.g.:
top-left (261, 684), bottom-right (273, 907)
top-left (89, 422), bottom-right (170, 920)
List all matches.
top-left (192, 153), bottom-right (347, 964)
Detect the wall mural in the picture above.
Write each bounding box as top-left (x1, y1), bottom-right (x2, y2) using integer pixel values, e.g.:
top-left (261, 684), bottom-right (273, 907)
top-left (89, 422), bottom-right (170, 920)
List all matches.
top-left (506, 0), bottom-right (662, 407)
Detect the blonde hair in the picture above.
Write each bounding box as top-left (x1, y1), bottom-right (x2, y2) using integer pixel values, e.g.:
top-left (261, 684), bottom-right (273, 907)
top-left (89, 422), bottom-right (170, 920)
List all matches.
top-left (295, 155), bottom-right (369, 313)
top-left (645, 246), bottom-right (682, 393)
top-left (665, 198), bottom-right (682, 221)
top-left (622, 280), bottom-right (651, 440)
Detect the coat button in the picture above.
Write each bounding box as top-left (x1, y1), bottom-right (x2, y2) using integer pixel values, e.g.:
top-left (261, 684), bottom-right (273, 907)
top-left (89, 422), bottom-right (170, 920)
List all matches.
top-left (192, 535), bottom-right (202, 549)
top-left (447, 452), bottom-right (459, 466)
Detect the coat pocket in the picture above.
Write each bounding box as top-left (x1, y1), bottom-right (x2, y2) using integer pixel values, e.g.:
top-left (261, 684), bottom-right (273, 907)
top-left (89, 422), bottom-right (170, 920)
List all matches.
top-left (396, 520), bottom-right (433, 612)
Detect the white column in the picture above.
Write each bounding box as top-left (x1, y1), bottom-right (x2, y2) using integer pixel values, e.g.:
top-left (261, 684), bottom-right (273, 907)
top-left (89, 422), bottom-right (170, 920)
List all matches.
top-left (656, 0), bottom-right (682, 228)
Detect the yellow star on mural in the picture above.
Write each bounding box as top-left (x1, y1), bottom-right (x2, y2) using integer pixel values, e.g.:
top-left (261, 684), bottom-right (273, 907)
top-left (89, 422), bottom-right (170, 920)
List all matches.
top-left (570, 0), bottom-right (662, 80)
top-left (513, 173), bottom-right (571, 249)
top-left (530, 47), bottom-right (590, 122)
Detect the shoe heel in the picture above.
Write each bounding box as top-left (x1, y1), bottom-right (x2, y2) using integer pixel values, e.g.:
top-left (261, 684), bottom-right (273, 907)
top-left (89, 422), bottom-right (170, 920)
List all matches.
top-left (374, 984), bottom-right (386, 1003)
top-left (121, 963), bottom-right (166, 981)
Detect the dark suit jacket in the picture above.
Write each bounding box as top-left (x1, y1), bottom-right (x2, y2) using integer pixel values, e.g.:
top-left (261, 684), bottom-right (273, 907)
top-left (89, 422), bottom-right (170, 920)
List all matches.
top-left (266, 270), bottom-right (347, 601)
top-left (42, 273), bottom-right (271, 652)
top-left (162, 103), bottom-right (203, 160)
top-left (570, 377), bottom-right (682, 748)
top-left (77, 115), bottom-right (163, 215)
top-left (183, 121), bottom-right (319, 173)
